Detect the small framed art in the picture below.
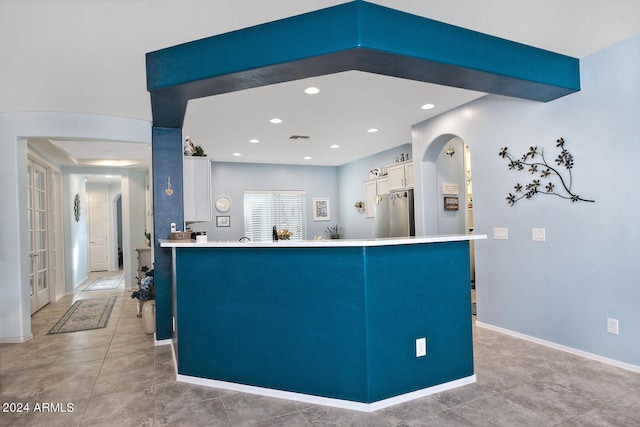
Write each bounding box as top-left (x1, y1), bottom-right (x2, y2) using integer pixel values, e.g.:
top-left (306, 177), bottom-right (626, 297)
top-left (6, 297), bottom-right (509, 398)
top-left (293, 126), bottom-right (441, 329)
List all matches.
top-left (216, 215), bottom-right (230, 227)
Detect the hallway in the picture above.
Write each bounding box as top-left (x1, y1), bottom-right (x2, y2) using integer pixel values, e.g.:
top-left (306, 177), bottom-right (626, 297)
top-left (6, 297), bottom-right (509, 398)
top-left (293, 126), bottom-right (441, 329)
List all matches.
top-left (1, 278), bottom-right (640, 426)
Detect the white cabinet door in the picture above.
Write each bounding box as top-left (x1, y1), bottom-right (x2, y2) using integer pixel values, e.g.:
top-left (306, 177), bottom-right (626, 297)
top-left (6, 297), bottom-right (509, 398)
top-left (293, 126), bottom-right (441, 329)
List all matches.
top-left (365, 180), bottom-right (377, 218)
top-left (377, 177), bottom-right (389, 195)
top-left (183, 157), bottom-right (211, 222)
top-left (387, 164), bottom-right (405, 190)
top-left (405, 162), bottom-right (414, 188)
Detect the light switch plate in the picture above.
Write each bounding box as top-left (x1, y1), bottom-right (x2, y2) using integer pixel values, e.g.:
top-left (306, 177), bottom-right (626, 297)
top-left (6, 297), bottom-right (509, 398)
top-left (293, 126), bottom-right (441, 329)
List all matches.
top-left (493, 227), bottom-right (508, 240)
top-left (416, 338), bottom-right (427, 357)
top-left (532, 228), bottom-right (546, 241)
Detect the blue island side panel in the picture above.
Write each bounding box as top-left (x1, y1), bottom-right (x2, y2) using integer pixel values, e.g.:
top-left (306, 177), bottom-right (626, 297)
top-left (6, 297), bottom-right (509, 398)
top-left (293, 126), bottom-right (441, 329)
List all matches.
top-left (175, 246), bottom-right (370, 402)
top-left (364, 241), bottom-right (474, 402)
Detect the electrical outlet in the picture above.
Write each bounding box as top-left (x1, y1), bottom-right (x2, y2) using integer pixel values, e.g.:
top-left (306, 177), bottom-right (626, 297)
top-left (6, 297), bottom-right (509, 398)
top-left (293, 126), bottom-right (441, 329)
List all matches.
top-left (607, 318), bottom-right (619, 335)
top-left (493, 228), bottom-right (508, 240)
top-left (416, 338), bottom-right (427, 357)
top-left (172, 316), bottom-right (176, 332)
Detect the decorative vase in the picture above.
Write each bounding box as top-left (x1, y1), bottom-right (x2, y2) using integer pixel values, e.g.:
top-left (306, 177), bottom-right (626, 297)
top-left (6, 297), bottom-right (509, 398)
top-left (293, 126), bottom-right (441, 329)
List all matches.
top-left (141, 300), bottom-right (156, 334)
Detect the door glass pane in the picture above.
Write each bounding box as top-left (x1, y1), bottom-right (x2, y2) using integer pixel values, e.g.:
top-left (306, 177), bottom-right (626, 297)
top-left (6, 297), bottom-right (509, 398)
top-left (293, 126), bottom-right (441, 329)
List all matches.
top-left (38, 211), bottom-right (46, 230)
top-left (40, 230), bottom-right (47, 249)
top-left (38, 271), bottom-right (45, 291)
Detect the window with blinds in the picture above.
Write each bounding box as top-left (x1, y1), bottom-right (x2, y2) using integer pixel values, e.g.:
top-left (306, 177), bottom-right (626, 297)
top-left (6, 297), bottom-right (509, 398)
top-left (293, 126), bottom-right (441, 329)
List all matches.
top-left (243, 190), bottom-right (307, 241)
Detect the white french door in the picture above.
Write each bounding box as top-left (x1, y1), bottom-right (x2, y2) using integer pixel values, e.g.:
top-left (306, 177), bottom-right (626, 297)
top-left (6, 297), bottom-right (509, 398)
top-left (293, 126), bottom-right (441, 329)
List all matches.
top-left (28, 160), bottom-right (50, 314)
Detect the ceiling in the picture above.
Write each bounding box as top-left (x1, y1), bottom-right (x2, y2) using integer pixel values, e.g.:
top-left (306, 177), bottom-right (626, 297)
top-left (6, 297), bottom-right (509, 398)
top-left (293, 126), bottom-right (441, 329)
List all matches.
top-left (30, 138), bottom-right (150, 168)
top-left (183, 71), bottom-right (486, 166)
top-left (24, 1), bottom-right (639, 169)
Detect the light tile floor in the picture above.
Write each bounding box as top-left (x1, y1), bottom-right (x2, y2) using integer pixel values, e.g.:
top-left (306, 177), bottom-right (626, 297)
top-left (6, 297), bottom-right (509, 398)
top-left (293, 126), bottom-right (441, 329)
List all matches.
top-left (2, 274), bottom-right (640, 426)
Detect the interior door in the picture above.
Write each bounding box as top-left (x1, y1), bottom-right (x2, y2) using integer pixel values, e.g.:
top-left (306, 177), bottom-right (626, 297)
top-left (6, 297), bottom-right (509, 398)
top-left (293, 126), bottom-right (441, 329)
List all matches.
top-left (28, 160), bottom-right (50, 314)
top-left (88, 192), bottom-right (108, 271)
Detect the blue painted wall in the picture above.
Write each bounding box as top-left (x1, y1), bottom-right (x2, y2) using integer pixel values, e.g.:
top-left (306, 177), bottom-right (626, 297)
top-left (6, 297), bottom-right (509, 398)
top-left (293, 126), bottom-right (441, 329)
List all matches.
top-left (152, 127), bottom-right (184, 340)
top-left (174, 241), bottom-right (472, 403)
top-left (412, 35), bottom-right (640, 367)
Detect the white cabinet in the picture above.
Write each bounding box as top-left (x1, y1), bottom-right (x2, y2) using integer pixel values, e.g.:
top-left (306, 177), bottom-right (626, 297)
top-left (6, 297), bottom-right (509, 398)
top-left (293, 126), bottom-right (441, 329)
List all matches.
top-left (364, 179), bottom-right (377, 218)
top-left (183, 157), bottom-right (211, 222)
top-left (387, 161), bottom-right (413, 190)
top-left (364, 177), bottom-right (390, 218)
top-left (405, 162), bottom-right (414, 188)
top-left (377, 177), bottom-right (389, 195)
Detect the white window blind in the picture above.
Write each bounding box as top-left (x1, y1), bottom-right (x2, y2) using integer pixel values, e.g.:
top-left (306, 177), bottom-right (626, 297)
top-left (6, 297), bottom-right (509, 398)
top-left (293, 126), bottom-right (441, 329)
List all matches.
top-left (243, 190), bottom-right (307, 241)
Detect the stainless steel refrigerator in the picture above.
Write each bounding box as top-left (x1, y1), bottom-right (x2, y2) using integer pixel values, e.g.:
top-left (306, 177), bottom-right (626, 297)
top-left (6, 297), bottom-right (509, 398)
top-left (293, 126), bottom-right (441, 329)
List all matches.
top-left (374, 189), bottom-right (415, 238)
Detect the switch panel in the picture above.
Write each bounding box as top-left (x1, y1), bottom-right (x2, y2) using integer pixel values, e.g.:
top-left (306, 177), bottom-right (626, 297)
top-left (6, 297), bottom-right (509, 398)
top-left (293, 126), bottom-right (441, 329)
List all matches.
top-left (416, 338), bottom-right (427, 357)
top-left (493, 228), bottom-right (508, 240)
top-left (532, 228), bottom-right (546, 241)
top-left (607, 318), bottom-right (619, 335)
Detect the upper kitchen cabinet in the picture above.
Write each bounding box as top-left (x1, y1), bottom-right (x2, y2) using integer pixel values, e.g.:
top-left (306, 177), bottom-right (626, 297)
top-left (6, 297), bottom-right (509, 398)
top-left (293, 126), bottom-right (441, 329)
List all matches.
top-left (387, 161), bottom-right (414, 190)
top-left (183, 156), bottom-right (211, 222)
top-left (364, 177), bottom-right (390, 218)
top-left (364, 179), bottom-right (377, 218)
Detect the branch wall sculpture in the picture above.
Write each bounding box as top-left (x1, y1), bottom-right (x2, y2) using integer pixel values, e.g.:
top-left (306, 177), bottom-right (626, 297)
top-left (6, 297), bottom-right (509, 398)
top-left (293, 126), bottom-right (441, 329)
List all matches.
top-left (499, 138), bottom-right (595, 206)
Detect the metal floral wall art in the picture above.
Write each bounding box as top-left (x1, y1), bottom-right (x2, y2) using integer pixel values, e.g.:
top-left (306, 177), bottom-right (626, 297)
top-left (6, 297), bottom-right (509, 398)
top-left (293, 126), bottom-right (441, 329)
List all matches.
top-left (498, 137), bottom-right (594, 206)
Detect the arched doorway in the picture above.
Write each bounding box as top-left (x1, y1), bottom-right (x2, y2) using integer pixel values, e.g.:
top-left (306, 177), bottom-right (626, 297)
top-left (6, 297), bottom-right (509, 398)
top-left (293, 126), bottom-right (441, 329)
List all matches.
top-left (421, 134), bottom-right (476, 310)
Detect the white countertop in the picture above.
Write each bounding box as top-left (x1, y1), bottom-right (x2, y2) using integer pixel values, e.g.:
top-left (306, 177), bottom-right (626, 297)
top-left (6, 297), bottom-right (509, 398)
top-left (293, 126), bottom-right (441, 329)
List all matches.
top-left (159, 234), bottom-right (486, 248)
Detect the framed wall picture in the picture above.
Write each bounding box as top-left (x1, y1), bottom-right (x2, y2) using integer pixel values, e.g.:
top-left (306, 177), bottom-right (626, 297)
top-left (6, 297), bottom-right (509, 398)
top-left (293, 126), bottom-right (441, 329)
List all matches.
top-left (216, 215), bottom-right (230, 227)
top-left (313, 198), bottom-right (330, 221)
top-left (444, 196), bottom-right (459, 211)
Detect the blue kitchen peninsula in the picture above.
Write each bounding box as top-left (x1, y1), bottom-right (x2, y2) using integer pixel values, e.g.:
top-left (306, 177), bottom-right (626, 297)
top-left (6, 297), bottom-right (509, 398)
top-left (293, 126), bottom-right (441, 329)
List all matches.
top-left (160, 234), bottom-right (485, 411)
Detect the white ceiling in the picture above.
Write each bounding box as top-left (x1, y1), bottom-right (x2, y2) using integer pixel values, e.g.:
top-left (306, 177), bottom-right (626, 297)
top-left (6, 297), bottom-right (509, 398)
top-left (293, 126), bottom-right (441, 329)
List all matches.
top-left (183, 71), bottom-right (485, 166)
top-left (31, 138), bottom-right (150, 169)
top-left (16, 0), bottom-right (639, 168)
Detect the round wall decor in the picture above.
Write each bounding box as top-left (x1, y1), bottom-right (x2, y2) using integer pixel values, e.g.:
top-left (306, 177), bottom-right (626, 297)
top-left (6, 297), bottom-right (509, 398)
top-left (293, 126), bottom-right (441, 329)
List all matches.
top-left (215, 196), bottom-right (231, 212)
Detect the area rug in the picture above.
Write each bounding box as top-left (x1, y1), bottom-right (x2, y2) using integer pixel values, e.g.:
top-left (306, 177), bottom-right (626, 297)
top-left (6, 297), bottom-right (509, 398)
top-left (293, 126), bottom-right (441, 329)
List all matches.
top-left (47, 296), bottom-right (117, 334)
top-left (82, 276), bottom-right (123, 291)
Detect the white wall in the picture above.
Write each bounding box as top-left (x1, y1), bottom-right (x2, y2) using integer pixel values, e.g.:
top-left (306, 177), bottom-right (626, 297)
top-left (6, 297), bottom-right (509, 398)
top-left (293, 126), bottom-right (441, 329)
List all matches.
top-left (65, 174), bottom-right (89, 288)
top-left (412, 34), bottom-right (640, 367)
top-left (121, 170), bottom-right (149, 287)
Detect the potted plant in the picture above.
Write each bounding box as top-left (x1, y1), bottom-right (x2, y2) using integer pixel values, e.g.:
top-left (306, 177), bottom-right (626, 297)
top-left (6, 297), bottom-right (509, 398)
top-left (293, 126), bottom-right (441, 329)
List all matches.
top-left (131, 267), bottom-right (155, 334)
top-left (326, 225), bottom-right (342, 239)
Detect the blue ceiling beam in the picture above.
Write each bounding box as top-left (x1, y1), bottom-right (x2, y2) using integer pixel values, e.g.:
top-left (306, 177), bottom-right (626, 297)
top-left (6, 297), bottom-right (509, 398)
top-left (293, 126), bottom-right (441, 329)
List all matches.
top-left (146, 0), bottom-right (580, 128)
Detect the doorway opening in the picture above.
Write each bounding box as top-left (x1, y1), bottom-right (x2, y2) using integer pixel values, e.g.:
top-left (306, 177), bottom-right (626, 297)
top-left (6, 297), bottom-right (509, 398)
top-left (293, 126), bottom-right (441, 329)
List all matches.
top-left (421, 134), bottom-right (476, 313)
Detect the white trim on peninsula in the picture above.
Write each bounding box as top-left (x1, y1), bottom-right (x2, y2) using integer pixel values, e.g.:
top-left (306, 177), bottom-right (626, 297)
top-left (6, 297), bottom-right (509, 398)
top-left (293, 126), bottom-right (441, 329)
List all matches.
top-left (177, 373), bottom-right (477, 413)
top-left (160, 234), bottom-right (486, 248)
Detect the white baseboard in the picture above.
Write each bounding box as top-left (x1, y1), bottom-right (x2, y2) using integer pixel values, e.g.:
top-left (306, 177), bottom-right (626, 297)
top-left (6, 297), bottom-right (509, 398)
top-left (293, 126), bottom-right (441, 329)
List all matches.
top-left (0, 334), bottom-right (33, 344)
top-left (476, 321), bottom-right (640, 373)
top-left (155, 337), bottom-right (172, 347)
top-left (177, 373), bottom-right (476, 413)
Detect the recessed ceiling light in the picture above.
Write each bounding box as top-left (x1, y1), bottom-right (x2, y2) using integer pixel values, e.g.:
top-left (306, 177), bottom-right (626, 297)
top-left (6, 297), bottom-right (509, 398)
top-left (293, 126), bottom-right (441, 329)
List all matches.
top-left (232, 152), bottom-right (242, 157)
top-left (270, 118), bottom-right (282, 124)
top-left (249, 139), bottom-right (260, 144)
top-left (304, 87), bottom-right (320, 95)
top-left (367, 128), bottom-right (379, 133)
top-left (303, 156), bottom-right (312, 160)
top-left (421, 103), bottom-right (435, 110)
top-left (330, 144), bottom-right (340, 149)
